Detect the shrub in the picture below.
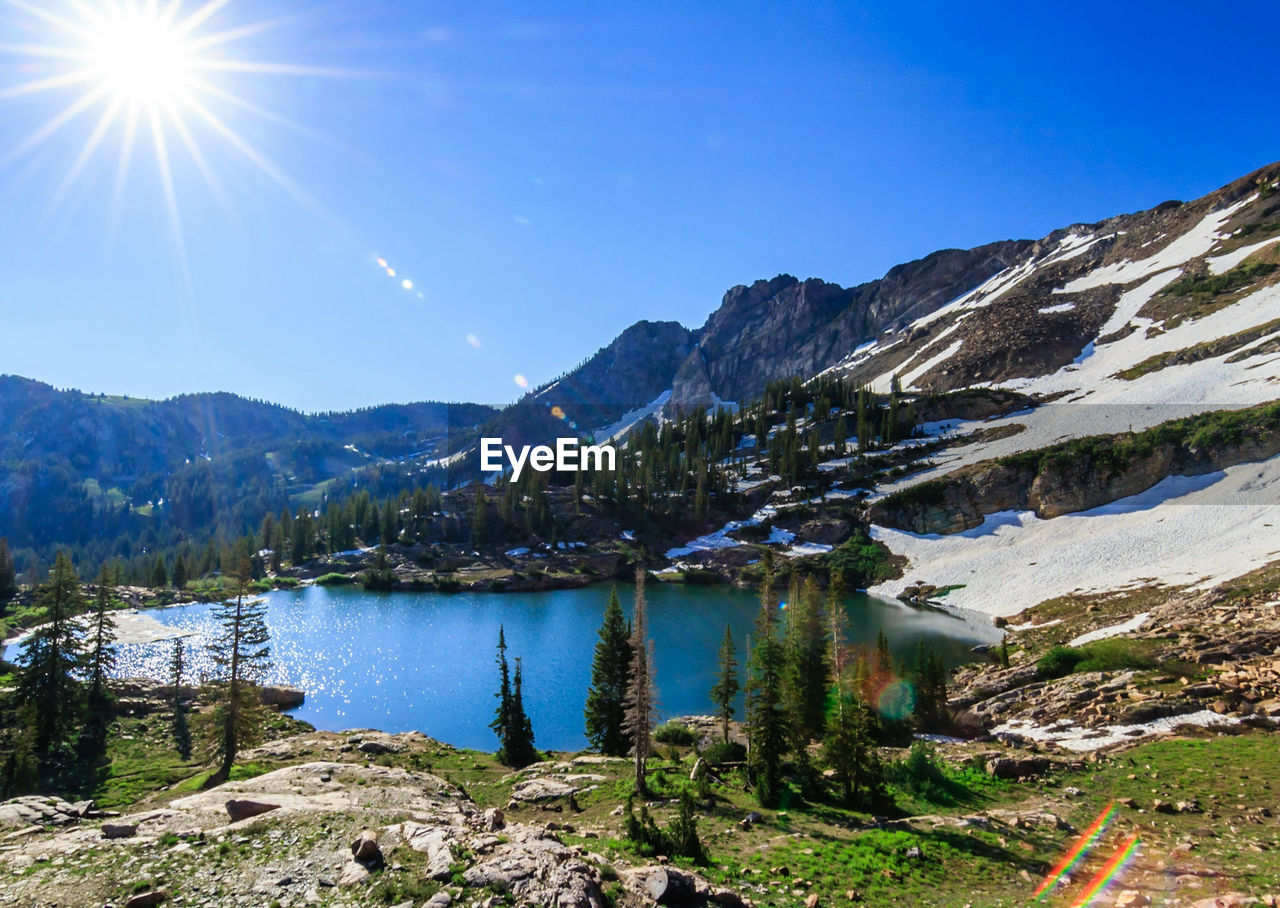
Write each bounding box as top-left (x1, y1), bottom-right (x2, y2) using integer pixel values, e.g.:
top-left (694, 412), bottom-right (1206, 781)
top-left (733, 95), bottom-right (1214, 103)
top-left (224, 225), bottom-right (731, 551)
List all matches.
top-left (1037, 646), bottom-right (1084, 679)
top-left (1038, 639), bottom-right (1155, 679)
top-left (891, 741), bottom-right (946, 799)
top-left (314, 572), bottom-right (354, 586)
top-left (653, 720), bottom-right (697, 746)
top-left (826, 530), bottom-right (897, 585)
top-left (702, 740), bottom-right (746, 765)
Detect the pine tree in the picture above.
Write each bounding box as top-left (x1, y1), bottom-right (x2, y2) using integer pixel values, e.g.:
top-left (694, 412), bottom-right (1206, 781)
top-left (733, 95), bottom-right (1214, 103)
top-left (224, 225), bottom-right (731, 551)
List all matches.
top-left (623, 567), bottom-right (656, 796)
top-left (823, 589), bottom-right (881, 805)
top-left (745, 562), bottom-right (789, 807)
top-left (584, 587), bottom-right (633, 756)
top-left (491, 627), bottom-right (514, 759)
top-left (471, 486), bottom-right (488, 548)
top-left (170, 639), bottom-right (191, 759)
top-left (15, 552), bottom-right (86, 756)
top-left (87, 567), bottom-right (118, 707)
top-left (491, 627), bottom-right (538, 767)
top-left (381, 498), bottom-right (398, 546)
top-left (172, 552), bottom-right (188, 591)
top-left (873, 628), bottom-right (893, 681)
top-left (361, 502), bottom-right (380, 546)
top-left (508, 658), bottom-right (538, 767)
top-left (205, 556), bottom-right (271, 785)
top-left (785, 577), bottom-right (830, 743)
top-left (709, 624), bottom-right (740, 743)
top-left (913, 642), bottom-right (949, 729)
top-left (0, 537), bottom-right (17, 606)
top-left (150, 554), bottom-right (168, 589)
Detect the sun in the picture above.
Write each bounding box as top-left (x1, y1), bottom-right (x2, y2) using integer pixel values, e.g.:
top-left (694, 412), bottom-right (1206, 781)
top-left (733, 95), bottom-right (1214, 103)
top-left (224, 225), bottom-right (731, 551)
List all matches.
top-left (0, 0), bottom-right (348, 237)
top-left (84, 6), bottom-right (197, 105)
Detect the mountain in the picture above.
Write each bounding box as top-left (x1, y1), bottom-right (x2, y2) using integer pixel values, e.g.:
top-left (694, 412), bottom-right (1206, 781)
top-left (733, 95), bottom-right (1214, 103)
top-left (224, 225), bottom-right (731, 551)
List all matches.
top-left (520, 164), bottom-right (1280, 447)
top-left (513, 242), bottom-right (1030, 439)
top-left (0, 375), bottom-right (496, 552)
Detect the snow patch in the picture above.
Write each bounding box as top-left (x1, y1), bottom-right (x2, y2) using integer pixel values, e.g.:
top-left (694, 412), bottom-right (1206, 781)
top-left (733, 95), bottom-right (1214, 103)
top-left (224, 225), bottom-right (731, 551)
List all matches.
top-left (1207, 235), bottom-right (1280, 274)
top-left (994, 710), bottom-right (1242, 753)
top-left (1067, 612), bottom-right (1151, 647)
top-left (869, 456), bottom-right (1280, 616)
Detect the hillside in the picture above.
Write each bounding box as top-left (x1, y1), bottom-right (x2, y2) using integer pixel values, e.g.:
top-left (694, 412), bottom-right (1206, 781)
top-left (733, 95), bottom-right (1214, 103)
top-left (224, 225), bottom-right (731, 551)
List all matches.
top-left (0, 375), bottom-right (495, 555)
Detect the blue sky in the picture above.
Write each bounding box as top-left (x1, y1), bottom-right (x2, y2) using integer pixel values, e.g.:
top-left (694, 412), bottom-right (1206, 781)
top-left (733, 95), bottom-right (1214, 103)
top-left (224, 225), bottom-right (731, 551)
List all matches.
top-left (1, 0), bottom-right (1278, 411)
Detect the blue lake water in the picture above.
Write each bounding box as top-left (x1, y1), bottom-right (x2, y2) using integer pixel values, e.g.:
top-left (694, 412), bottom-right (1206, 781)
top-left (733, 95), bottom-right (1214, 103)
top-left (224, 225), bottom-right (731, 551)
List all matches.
top-left (7, 583), bottom-right (1000, 751)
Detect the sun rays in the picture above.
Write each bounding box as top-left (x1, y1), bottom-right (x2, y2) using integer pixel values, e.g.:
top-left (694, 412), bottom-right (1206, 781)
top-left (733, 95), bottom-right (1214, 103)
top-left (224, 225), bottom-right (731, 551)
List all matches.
top-left (0, 0), bottom-right (349, 239)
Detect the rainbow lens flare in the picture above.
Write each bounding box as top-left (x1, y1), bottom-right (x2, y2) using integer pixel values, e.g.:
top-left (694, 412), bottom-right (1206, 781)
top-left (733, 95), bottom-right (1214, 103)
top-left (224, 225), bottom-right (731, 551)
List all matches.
top-left (1069, 833), bottom-right (1141, 908)
top-left (1032, 801), bottom-right (1118, 899)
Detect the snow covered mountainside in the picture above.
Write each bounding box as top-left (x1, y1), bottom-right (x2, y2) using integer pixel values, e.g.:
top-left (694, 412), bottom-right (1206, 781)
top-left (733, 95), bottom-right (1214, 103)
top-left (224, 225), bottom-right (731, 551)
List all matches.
top-left (843, 163), bottom-right (1280, 614)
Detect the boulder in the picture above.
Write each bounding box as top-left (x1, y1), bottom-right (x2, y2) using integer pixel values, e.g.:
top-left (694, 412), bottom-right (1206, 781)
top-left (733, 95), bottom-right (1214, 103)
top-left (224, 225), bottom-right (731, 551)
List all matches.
top-left (225, 799), bottom-right (281, 822)
top-left (510, 777), bottom-right (581, 802)
top-left (351, 829), bottom-right (382, 865)
top-left (259, 685), bottom-right (306, 710)
top-left (125, 889), bottom-right (169, 908)
top-left (337, 860), bottom-right (370, 886)
top-left (102, 822), bottom-right (139, 839)
top-left (483, 807), bottom-right (505, 831)
top-left (640, 867), bottom-right (698, 905)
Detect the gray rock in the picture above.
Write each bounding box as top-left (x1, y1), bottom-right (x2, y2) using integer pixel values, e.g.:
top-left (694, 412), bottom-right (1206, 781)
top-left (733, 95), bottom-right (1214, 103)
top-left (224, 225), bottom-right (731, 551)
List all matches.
top-left (103, 822), bottom-right (139, 839)
top-left (225, 799), bottom-right (281, 822)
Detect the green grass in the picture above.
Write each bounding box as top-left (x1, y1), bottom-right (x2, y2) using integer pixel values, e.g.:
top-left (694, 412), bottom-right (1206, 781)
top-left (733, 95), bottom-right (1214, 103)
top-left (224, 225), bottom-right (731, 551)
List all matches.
top-left (1037, 638), bottom-right (1156, 679)
top-left (1161, 260), bottom-right (1278, 300)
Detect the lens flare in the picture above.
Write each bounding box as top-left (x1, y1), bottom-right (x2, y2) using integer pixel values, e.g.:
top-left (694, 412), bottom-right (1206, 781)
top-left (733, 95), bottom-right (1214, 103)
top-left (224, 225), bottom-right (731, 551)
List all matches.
top-left (876, 680), bottom-right (916, 721)
top-left (1033, 802), bottom-right (1118, 899)
top-left (401, 278), bottom-right (413, 290)
top-left (1069, 834), bottom-right (1141, 908)
top-left (386, 267), bottom-right (396, 277)
top-left (376, 257), bottom-right (388, 268)
top-left (514, 374), bottom-right (529, 389)
top-left (466, 333), bottom-right (481, 348)
top-left (551, 406), bottom-right (566, 420)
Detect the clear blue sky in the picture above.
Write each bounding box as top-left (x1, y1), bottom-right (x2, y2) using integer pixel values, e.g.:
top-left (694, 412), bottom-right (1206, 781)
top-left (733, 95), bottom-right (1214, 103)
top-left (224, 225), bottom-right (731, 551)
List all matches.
top-left (1, 0), bottom-right (1277, 411)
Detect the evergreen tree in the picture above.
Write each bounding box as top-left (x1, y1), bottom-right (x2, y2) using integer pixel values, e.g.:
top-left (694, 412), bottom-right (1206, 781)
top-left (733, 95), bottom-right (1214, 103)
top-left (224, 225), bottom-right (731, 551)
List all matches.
top-left (784, 577), bottom-right (830, 743)
top-left (999, 634), bottom-right (1011, 669)
top-left (508, 657), bottom-right (538, 767)
top-left (584, 586), bottom-right (633, 756)
top-left (623, 567), bottom-right (656, 796)
top-left (913, 642), bottom-right (949, 729)
top-left (381, 498), bottom-right (398, 546)
top-left (491, 627), bottom-right (538, 767)
top-left (205, 557), bottom-right (271, 785)
top-left (745, 562), bottom-right (789, 807)
top-left (172, 552), bottom-right (188, 591)
top-left (86, 567), bottom-right (118, 707)
top-left (470, 486), bottom-right (489, 548)
top-left (873, 629), bottom-right (893, 680)
top-left (360, 501), bottom-right (380, 545)
top-left (709, 624), bottom-right (740, 743)
top-left (150, 554), bottom-right (168, 589)
top-left (491, 626), bottom-right (514, 759)
top-left (170, 639), bottom-right (191, 759)
top-left (823, 588), bottom-right (881, 804)
top-left (0, 537), bottom-right (16, 606)
top-left (15, 552), bottom-right (86, 756)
